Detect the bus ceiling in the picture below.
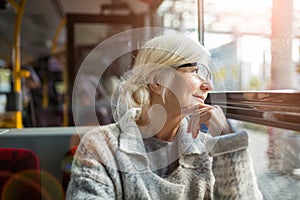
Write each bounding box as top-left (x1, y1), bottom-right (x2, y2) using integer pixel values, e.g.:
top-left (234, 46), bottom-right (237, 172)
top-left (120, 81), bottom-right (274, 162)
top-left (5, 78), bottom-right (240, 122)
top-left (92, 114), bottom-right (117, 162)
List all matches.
top-left (0, 0), bottom-right (163, 67)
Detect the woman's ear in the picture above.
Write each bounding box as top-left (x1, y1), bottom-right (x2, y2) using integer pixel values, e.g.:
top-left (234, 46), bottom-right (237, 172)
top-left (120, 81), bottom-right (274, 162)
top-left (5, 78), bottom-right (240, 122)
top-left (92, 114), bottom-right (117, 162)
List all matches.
top-left (148, 83), bottom-right (162, 95)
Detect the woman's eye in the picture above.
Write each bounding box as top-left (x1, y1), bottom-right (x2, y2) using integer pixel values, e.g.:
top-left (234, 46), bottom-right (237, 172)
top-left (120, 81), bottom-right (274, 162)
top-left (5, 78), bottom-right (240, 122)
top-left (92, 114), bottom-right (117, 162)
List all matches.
top-left (191, 69), bottom-right (198, 74)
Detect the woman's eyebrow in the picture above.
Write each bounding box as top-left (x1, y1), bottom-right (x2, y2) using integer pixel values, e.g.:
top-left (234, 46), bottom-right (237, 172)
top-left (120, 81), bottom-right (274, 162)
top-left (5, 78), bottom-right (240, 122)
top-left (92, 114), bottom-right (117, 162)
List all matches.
top-left (176, 66), bottom-right (190, 70)
top-left (184, 66), bottom-right (198, 70)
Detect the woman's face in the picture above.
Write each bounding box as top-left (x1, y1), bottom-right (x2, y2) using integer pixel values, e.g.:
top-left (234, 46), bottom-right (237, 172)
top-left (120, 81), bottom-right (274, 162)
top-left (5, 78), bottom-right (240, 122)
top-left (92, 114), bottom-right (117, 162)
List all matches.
top-left (165, 65), bottom-right (213, 112)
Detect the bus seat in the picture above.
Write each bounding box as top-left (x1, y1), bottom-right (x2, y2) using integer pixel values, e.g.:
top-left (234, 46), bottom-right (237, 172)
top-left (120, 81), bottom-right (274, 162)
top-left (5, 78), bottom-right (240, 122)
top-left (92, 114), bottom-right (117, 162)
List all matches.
top-left (0, 148), bottom-right (41, 200)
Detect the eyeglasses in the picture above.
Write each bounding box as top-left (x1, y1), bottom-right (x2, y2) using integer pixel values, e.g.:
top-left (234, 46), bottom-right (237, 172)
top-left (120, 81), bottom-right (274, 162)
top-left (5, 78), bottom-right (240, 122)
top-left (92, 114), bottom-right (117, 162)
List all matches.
top-left (175, 62), bottom-right (214, 83)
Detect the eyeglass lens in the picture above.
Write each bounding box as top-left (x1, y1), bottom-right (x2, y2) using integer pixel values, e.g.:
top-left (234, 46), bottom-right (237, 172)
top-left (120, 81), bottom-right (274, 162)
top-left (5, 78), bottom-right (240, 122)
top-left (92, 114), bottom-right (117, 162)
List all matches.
top-left (197, 63), bottom-right (213, 82)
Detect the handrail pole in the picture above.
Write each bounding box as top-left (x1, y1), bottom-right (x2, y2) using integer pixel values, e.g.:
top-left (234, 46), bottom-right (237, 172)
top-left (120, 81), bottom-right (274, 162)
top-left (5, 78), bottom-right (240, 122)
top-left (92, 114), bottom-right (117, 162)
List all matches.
top-left (7, 0), bottom-right (27, 128)
top-left (50, 18), bottom-right (68, 126)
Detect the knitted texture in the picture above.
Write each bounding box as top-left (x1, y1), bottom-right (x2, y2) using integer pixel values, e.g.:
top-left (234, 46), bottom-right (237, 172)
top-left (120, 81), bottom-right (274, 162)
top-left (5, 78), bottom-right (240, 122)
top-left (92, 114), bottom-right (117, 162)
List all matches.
top-left (66, 120), bottom-right (262, 200)
top-left (212, 149), bottom-right (262, 200)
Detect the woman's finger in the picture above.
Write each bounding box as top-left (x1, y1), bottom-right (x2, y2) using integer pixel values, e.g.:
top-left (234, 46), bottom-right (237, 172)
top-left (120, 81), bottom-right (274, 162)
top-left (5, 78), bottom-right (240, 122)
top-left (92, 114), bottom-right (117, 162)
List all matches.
top-left (187, 106), bottom-right (211, 133)
top-left (182, 103), bottom-right (212, 115)
top-left (187, 108), bottom-right (211, 136)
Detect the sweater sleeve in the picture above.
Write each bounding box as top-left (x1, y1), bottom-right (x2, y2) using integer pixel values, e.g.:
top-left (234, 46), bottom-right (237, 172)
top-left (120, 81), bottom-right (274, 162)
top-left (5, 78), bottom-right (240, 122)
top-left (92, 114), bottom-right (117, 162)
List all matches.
top-left (206, 131), bottom-right (263, 200)
top-left (66, 146), bottom-right (117, 200)
top-left (66, 127), bottom-right (121, 200)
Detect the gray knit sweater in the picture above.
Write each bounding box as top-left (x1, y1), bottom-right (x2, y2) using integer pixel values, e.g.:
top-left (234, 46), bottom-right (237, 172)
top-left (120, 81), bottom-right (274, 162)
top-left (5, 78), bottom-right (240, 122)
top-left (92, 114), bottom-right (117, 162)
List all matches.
top-left (66, 113), bottom-right (262, 200)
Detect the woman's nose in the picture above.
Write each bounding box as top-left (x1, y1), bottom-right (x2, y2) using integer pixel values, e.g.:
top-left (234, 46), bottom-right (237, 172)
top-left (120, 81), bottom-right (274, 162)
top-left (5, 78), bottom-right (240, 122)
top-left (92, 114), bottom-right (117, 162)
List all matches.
top-left (200, 80), bottom-right (214, 91)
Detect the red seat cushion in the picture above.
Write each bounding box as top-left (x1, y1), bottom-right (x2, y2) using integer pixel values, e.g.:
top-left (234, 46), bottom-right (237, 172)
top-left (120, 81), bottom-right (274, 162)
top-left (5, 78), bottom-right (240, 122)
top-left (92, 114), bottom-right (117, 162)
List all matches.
top-left (0, 148), bottom-right (40, 172)
top-left (0, 148), bottom-right (41, 199)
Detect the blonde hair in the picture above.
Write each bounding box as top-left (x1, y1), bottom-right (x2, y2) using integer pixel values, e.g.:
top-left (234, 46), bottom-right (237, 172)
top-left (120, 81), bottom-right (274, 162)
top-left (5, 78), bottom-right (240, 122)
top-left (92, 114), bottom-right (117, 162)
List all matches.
top-left (112, 33), bottom-right (210, 121)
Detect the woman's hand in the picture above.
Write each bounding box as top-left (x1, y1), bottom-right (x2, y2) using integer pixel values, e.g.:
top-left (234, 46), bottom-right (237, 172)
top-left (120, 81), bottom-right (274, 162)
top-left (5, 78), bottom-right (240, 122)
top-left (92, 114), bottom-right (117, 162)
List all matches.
top-left (182, 104), bottom-right (233, 138)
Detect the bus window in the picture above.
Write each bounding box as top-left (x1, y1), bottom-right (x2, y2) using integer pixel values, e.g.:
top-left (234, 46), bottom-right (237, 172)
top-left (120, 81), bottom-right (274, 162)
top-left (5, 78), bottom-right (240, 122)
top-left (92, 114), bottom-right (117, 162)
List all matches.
top-left (230, 119), bottom-right (300, 200)
top-left (0, 68), bottom-right (10, 114)
top-left (202, 0), bottom-right (300, 91)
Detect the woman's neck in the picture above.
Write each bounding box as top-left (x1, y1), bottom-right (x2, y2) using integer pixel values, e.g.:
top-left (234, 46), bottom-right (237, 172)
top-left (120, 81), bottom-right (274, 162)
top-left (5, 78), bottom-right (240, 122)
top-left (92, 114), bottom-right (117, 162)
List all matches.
top-left (154, 116), bottom-right (182, 141)
top-left (137, 92), bottom-right (183, 142)
top-left (137, 109), bottom-right (182, 142)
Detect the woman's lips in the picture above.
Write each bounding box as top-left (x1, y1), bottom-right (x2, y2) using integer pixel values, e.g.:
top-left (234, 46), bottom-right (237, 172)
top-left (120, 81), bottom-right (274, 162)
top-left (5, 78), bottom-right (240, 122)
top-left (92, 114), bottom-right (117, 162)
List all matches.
top-left (193, 95), bottom-right (205, 103)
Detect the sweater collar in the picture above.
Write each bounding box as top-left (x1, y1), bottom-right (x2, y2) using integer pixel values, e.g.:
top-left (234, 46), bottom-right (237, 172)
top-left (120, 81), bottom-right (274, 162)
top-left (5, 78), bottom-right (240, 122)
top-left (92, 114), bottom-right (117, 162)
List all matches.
top-left (118, 108), bottom-right (206, 157)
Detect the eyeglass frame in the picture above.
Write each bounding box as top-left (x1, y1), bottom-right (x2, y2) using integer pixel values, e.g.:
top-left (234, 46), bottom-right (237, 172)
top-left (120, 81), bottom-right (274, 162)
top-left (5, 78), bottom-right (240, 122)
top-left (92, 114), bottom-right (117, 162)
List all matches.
top-left (174, 62), bottom-right (214, 83)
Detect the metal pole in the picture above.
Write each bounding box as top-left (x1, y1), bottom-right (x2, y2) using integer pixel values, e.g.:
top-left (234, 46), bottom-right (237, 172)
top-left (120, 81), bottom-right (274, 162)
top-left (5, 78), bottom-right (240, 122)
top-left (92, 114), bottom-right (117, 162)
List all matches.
top-left (51, 17), bottom-right (69, 126)
top-left (8, 0), bottom-right (27, 128)
top-left (271, 0), bottom-right (293, 89)
top-left (197, 0), bottom-right (204, 45)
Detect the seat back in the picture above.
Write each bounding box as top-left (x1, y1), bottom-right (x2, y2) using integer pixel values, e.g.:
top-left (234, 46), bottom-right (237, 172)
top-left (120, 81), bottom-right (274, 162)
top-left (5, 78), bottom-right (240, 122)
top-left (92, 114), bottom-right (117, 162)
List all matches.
top-left (0, 148), bottom-right (41, 200)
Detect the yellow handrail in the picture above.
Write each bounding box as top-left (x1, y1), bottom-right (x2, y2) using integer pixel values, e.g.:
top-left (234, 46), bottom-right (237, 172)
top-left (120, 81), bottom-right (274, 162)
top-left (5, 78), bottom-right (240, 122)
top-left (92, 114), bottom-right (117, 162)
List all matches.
top-left (43, 18), bottom-right (67, 109)
top-left (7, 0), bottom-right (27, 128)
top-left (50, 17), bottom-right (69, 126)
top-left (51, 18), bottom-right (66, 54)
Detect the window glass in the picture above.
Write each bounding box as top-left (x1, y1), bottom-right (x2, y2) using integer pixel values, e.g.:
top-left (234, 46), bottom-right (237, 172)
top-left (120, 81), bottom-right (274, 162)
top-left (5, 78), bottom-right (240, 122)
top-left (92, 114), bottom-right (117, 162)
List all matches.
top-left (203, 0), bottom-right (300, 91)
top-left (230, 119), bottom-right (300, 198)
top-left (0, 68), bottom-right (11, 93)
top-left (158, 0), bottom-right (198, 33)
top-left (0, 68), bottom-right (10, 113)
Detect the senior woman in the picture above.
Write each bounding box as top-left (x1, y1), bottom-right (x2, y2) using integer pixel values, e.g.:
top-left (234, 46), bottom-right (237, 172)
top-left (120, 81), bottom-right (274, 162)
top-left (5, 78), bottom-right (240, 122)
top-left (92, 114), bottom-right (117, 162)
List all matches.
top-left (66, 33), bottom-right (262, 199)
